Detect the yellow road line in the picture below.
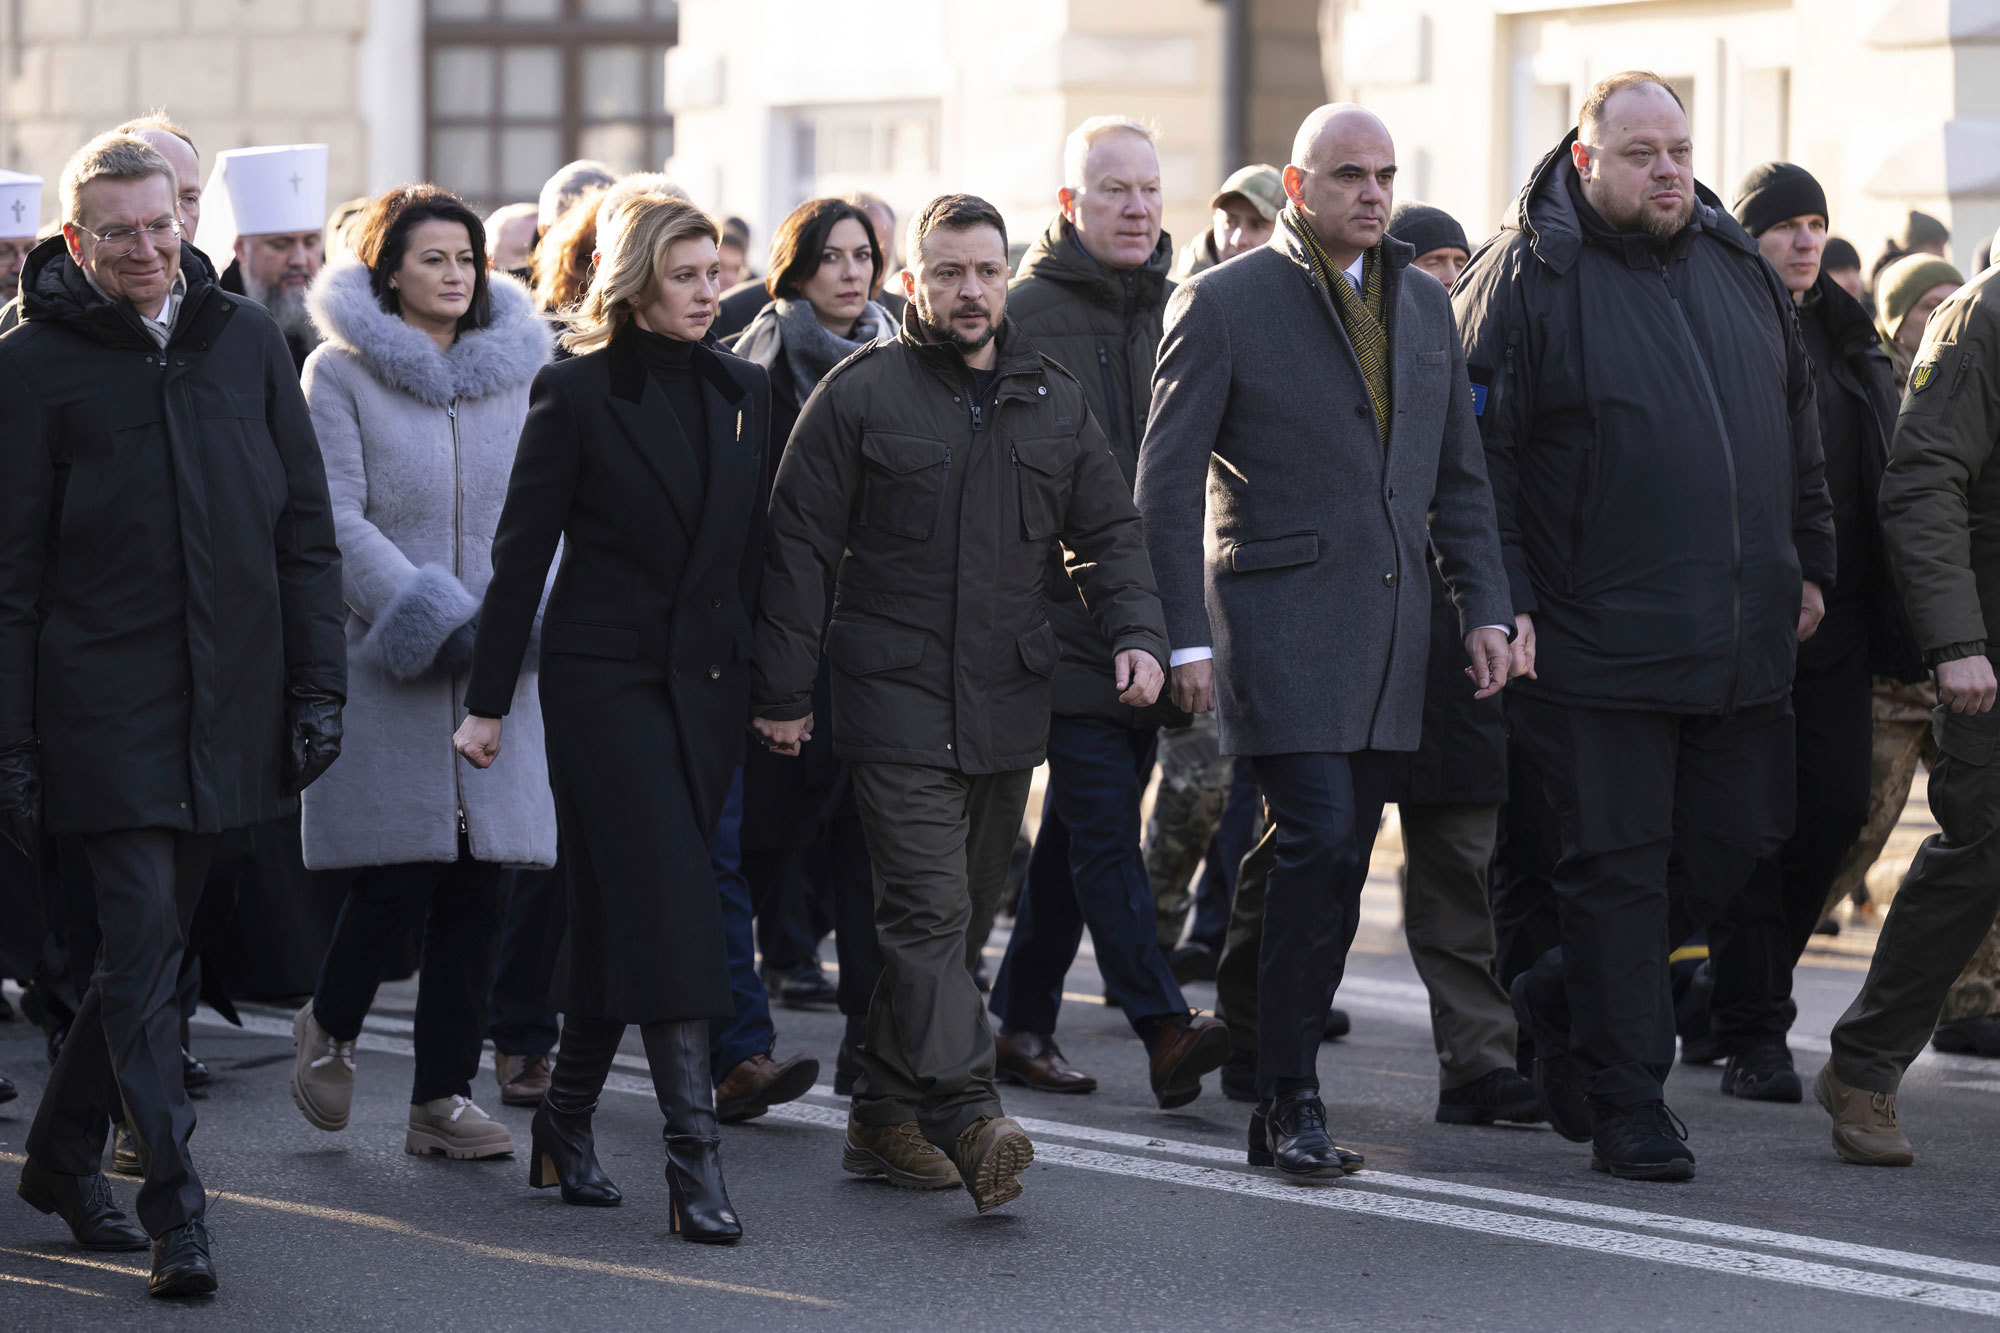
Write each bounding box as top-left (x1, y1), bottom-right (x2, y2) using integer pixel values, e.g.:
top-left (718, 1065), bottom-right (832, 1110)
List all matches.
top-left (0, 1245), bottom-right (144, 1277)
top-left (0, 1270), bottom-right (114, 1298)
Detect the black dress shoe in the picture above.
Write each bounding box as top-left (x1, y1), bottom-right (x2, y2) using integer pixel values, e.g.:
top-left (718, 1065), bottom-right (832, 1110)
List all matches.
top-left (112, 1126), bottom-right (145, 1177)
top-left (1590, 1101), bottom-right (1694, 1182)
top-left (1170, 943), bottom-right (1217, 984)
top-left (1323, 1006), bottom-right (1351, 1041)
top-left (1252, 1092), bottom-right (1359, 1179)
top-left (1437, 1067), bottom-right (1546, 1125)
top-left (776, 961), bottom-right (838, 1010)
top-left (1247, 1102), bottom-right (1362, 1173)
top-left (1220, 1047), bottom-right (1258, 1103)
top-left (1510, 971), bottom-right (1590, 1142)
top-left (150, 1220), bottom-right (217, 1298)
top-left (1932, 1014), bottom-right (2000, 1057)
top-left (181, 1049), bottom-right (210, 1090)
top-left (17, 1162), bottom-right (149, 1251)
top-left (1719, 1043), bottom-right (1802, 1102)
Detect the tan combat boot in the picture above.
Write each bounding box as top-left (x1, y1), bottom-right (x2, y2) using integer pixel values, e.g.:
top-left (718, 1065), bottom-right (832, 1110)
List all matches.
top-left (1813, 1063), bottom-right (1914, 1166)
top-left (947, 1116), bottom-right (1035, 1213)
top-left (841, 1114), bottom-right (962, 1189)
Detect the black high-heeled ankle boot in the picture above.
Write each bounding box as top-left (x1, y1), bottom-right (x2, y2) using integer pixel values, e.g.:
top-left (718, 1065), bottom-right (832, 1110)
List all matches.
top-left (528, 1018), bottom-right (623, 1206)
top-left (641, 1019), bottom-right (741, 1244)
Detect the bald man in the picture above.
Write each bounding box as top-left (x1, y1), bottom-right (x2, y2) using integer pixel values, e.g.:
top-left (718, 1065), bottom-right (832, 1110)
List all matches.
top-left (1453, 72), bottom-right (1831, 1182)
top-left (1135, 104), bottom-right (1514, 1179)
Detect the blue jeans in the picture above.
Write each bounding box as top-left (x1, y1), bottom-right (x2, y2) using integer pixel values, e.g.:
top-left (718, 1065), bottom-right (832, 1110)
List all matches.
top-left (992, 715), bottom-right (1186, 1037)
top-left (708, 766), bottom-right (776, 1081)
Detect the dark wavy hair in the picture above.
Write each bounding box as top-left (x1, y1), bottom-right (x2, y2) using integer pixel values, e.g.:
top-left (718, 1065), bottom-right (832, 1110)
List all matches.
top-left (347, 184), bottom-right (493, 333)
top-left (765, 197), bottom-right (882, 301)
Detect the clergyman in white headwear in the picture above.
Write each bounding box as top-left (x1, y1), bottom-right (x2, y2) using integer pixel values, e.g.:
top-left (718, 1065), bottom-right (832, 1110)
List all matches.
top-left (201, 144), bottom-right (328, 370)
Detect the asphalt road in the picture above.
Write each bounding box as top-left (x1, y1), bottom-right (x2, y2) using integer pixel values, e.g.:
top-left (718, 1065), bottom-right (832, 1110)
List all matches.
top-left (3, 873), bottom-right (1999, 1330)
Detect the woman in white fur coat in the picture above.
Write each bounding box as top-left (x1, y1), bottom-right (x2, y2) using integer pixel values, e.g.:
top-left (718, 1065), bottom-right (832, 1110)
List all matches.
top-left (288, 186), bottom-right (554, 1162)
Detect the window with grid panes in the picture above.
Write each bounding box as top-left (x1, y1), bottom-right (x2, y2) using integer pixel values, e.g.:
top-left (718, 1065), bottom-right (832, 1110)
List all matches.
top-left (425, 0), bottom-right (679, 213)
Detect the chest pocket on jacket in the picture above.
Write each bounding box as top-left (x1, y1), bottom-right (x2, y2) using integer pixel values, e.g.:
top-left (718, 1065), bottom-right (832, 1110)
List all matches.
top-left (859, 429), bottom-right (949, 541)
top-left (1011, 434), bottom-right (1078, 541)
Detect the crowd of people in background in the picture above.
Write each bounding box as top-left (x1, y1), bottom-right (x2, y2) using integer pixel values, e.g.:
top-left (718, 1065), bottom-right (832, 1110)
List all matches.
top-left (3, 66), bottom-right (2000, 1299)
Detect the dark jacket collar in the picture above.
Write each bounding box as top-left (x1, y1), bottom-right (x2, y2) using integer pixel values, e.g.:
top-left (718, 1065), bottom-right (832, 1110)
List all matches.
top-left (1014, 215), bottom-right (1173, 317)
top-left (1804, 268), bottom-right (1882, 361)
top-left (895, 304), bottom-right (1048, 389)
top-left (1275, 207), bottom-right (1414, 288)
top-left (20, 235), bottom-right (219, 349)
top-left (1508, 128), bottom-right (1756, 276)
top-left (607, 317), bottom-right (747, 407)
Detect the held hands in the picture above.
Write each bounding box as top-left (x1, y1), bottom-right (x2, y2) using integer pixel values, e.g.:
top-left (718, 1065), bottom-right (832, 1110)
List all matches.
top-left (1508, 614), bottom-right (1538, 681)
top-left (454, 713), bottom-right (504, 769)
top-left (1463, 626), bottom-right (1513, 700)
top-left (1798, 581), bottom-right (1825, 643)
top-left (1170, 658), bottom-right (1215, 715)
top-left (752, 713), bottom-right (813, 757)
top-left (1937, 656), bottom-right (1998, 716)
top-left (1115, 649), bottom-right (1165, 708)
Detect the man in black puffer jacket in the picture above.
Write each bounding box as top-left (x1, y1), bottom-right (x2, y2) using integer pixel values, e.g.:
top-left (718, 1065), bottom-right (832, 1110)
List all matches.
top-left (990, 116), bottom-right (1229, 1109)
top-left (1453, 73), bottom-right (1833, 1181)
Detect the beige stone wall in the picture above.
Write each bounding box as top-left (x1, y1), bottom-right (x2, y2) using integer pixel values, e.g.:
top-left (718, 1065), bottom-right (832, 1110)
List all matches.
top-left (0, 0), bottom-right (370, 233)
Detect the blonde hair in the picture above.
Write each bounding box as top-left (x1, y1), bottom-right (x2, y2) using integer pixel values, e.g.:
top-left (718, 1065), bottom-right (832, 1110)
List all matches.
top-left (1063, 115), bottom-right (1157, 191)
top-left (560, 189), bottom-right (720, 355)
top-left (59, 132), bottom-right (176, 226)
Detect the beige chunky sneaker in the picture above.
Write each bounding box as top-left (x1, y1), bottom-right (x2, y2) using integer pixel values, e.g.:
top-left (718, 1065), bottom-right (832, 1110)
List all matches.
top-left (406, 1095), bottom-right (514, 1160)
top-left (841, 1115), bottom-right (963, 1189)
top-left (1814, 1063), bottom-right (1915, 1166)
top-left (290, 1001), bottom-right (355, 1132)
top-left (947, 1116), bottom-right (1035, 1213)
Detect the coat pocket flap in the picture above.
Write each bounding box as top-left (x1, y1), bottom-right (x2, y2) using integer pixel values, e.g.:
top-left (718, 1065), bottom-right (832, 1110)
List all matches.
top-left (1011, 434), bottom-right (1076, 477)
top-left (1018, 622), bottom-right (1059, 677)
top-left (826, 618), bottom-right (926, 675)
top-left (1417, 349), bottom-right (1448, 366)
top-left (1934, 707), bottom-right (2000, 766)
top-left (860, 429), bottom-right (949, 475)
top-left (545, 620), bottom-right (639, 660)
top-left (1228, 532), bottom-right (1320, 573)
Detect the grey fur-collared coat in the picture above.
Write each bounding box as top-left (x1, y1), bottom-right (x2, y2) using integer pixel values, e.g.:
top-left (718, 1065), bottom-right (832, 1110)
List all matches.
top-left (299, 259), bottom-right (557, 869)
top-left (1134, 215), bottom-right (1513, 757)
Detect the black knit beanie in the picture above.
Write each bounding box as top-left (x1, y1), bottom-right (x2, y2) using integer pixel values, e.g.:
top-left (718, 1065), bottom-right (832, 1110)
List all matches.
top-left (1822, 236), bottom-right (1861, 273)
top-left (1388, 203), bottom-right (1468, 260)
top-left (1731, 162), bottom-right (1828, 237)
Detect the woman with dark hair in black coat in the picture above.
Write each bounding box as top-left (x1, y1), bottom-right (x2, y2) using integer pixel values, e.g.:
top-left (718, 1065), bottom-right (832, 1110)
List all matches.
top-left (453, 185), bottom-right (771, 1244)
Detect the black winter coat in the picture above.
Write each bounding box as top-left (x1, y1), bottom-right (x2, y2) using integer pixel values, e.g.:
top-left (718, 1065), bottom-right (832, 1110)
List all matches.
top-left (1453, 134), bottom-right (1834, 714)
top-left (465, 322), bottom-right (771, 1022)
top-left (1008, 217), bottom-right (1183, 725)
top-left (0, 238), bottom-right (346, 835)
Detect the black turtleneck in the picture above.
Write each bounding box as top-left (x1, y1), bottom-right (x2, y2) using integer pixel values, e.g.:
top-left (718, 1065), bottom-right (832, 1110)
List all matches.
top-left (632, 323), bottom-right (709, 486)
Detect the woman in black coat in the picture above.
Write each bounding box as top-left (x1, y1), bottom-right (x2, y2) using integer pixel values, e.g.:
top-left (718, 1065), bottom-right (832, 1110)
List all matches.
top-left (453, 189), bottom-right (770, 1244)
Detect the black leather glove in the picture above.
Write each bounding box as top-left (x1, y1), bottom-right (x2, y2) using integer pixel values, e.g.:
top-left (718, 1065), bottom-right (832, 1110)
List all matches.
top-left (436, 615), bottom-right (478, 678)
top-left (285, 690), bottom-right (344, 797)
top-left (0, 738), bottom-right (41, 863)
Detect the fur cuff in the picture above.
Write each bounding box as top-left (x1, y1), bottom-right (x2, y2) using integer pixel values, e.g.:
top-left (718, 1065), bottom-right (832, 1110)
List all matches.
top-left (359, 564), bottom-right (478, 680)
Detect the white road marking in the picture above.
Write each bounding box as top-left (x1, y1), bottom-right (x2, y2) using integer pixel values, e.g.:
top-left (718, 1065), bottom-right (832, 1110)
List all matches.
top-left (200, 1007), bottom-right (2000, 1315)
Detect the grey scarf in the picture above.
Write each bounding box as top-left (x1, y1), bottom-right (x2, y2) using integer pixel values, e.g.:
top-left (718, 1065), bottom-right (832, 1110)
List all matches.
top-left (733, 295), bottom-right (896, 392)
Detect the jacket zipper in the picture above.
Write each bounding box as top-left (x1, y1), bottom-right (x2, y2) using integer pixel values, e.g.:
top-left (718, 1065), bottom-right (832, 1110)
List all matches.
top-left (1945, 350), bottom-right (1973, 408)
top-left (1095, 345), bottom-right (1121, 450)
top-left (1659, 265), bottom-right (1744, 710)
top-left (448, 396), bottom-right (467, 841)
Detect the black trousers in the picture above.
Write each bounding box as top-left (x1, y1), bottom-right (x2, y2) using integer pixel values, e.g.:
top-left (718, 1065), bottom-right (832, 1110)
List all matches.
top-left (27, 829), bottom-right (216, 1237)
top-left (1250, 750), bottom-right (1393, 1097)
top-left (1489, 733), bottom-right (1563, 995)
top-left (488, 861), bottom-right (565, 1058)
top-left (1709, 618), bottom-right (1873, 1049)
top-left (1508, 694), bottom-right (1794, 1107)
top-left (313, 833), bottom-right (505, 1105)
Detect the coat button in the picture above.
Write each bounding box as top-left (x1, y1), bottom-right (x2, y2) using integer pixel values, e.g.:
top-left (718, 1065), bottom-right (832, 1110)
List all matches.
top-left (711, 597), bottom-right (722, 609)
top-left (946, 743), bottom-right (954, 751)
top-left (1354, 403), bottom-right (1370, 418)
top-left (1037, 386), bottom-right (1047, 396)
top-left (179, 802), bottom-right (188, 809)
top-left (1383, 572), bottom-right (1398, 587)
top-left (708, 666), bottom-right (721, 680)
top-left (1386, 486), bottom-right (1395, 500)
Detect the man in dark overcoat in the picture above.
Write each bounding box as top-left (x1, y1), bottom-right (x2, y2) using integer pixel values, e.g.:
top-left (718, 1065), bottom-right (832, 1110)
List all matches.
top-left (0, 133), bottom-right (344, 1299)
top-left (1135, 104), bottom-right (1515, 1180)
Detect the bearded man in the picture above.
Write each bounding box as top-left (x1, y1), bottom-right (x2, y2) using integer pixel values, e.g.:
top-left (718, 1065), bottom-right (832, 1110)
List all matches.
top-left (201, 144), bottom-right (327, 371)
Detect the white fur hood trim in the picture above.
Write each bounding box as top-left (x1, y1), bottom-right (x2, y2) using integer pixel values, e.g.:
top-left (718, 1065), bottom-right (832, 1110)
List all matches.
top-left (307, 257), bottom-right (552, 407)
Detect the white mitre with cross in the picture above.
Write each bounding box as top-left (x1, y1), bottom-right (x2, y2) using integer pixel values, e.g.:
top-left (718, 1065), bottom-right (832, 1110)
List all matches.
top-left (0, 169), bottom-right (43, 240)
top-left (194, 143), bottom-right (328, 259)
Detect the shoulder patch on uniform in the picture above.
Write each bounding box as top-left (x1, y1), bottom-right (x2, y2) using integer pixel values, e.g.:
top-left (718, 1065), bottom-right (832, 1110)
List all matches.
top-left (1911, 357), bottom-right (1938, 392)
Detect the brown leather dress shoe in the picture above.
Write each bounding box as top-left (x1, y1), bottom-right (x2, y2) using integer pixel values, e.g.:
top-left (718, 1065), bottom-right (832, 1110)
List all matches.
top-left (495, 1053), bottom-right (552, 1108)
top-left (994, 1032), bottom-right (1097, 1094)
top-left (1147, 1013), bottom-right (1230, 1109)
top-left (714, 1051), bottom-right (820, 1123)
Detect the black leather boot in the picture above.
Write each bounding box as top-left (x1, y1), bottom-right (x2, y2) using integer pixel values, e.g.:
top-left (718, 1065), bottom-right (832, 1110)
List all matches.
top-left (528, 1017), bottom-right (623, 1206)
top-left (641, 1020), bottom-right (741, 1244)
top-left (17, 1160), bottom-right (149, 1251)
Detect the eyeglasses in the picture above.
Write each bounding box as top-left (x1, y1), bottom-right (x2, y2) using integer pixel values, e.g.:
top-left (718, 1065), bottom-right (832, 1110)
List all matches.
top-left (73, 217), bottom-right (181, 258)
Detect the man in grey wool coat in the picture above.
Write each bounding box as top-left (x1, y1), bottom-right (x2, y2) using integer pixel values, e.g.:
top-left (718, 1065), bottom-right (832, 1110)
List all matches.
top-left (1134, 104), bottom-right (1518, 1179)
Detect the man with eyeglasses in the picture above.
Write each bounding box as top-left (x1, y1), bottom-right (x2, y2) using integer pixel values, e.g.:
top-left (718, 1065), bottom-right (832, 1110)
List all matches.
top-left (200, 143), bottom-right (328, 372)
top-left (0, 132), bottom-right (345, 1299)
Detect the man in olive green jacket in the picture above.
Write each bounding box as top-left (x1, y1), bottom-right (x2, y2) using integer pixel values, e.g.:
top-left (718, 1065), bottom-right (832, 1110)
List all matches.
top-left (993, 116), bottom-right (1230, 1108)
top-left (1819, 267), bottom-right (2000, 1168)
top-left (751, 194), bottom-right (1169, 1215)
